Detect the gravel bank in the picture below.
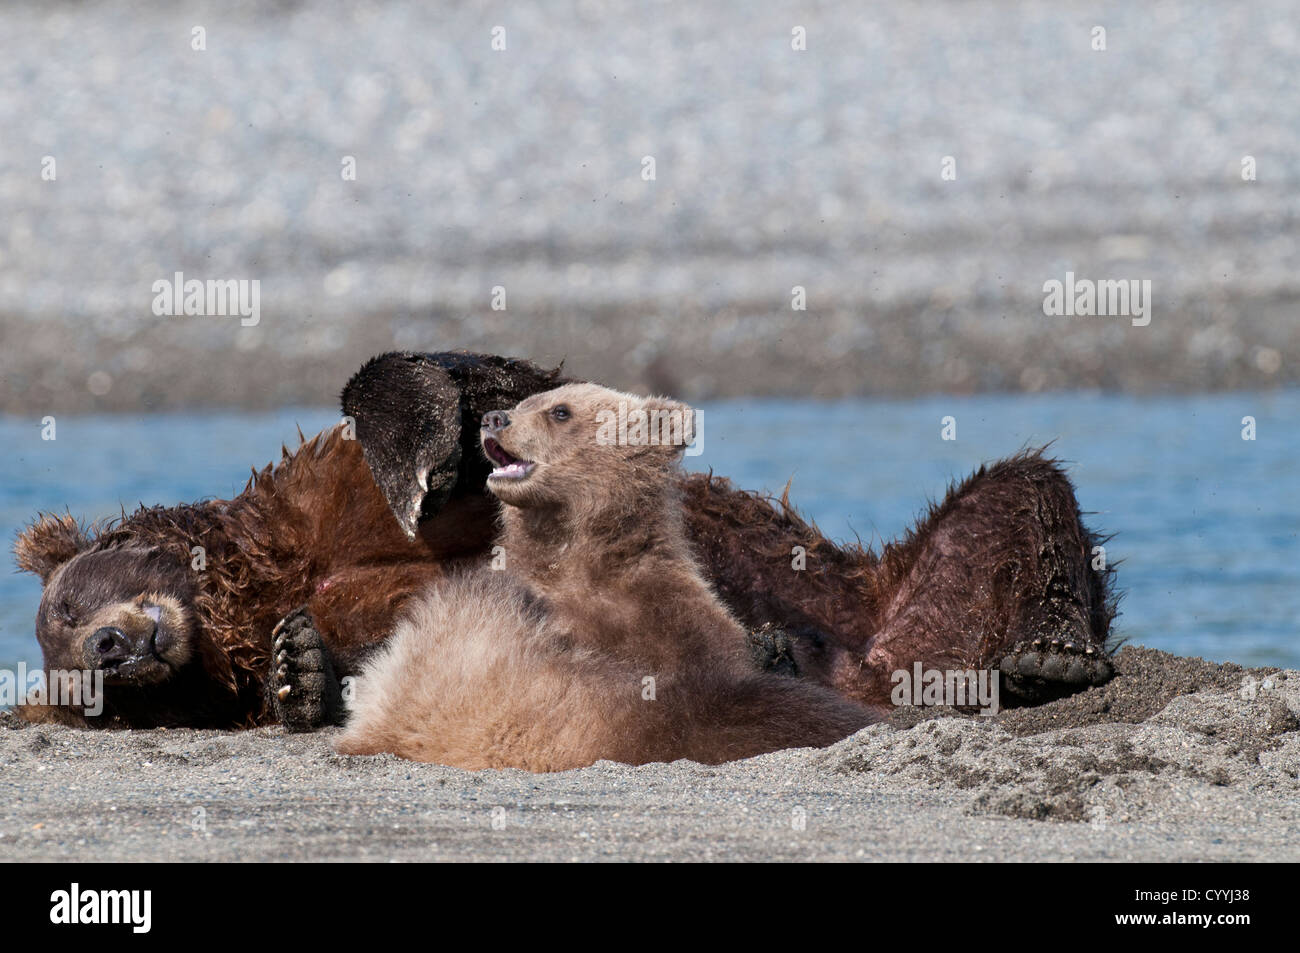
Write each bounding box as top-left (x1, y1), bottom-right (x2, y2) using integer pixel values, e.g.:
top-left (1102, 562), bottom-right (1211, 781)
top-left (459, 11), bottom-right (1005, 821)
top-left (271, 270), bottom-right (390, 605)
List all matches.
top-left (2, 0), bottom-right (1297, 412)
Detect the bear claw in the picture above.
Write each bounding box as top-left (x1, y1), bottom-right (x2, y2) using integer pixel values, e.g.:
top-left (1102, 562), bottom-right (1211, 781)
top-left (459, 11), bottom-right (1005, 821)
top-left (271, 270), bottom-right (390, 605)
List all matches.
top-left (266, 607), bottom-right (344, 732)
top-left (746, 623), bottom-right (800, 677)
top-left (999, 635), bottom-right (1113, 702)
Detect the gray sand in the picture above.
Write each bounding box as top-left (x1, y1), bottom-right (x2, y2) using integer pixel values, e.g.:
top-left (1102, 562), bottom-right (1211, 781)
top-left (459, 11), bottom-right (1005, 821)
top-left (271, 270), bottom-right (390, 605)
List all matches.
top-left (2, 647), bottom-right (1296, 862)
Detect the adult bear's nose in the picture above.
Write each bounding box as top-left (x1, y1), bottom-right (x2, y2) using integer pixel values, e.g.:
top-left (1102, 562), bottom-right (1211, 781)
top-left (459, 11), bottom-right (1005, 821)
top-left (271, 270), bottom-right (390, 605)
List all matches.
top-left (482, 410), bottom-right (510, 432)
top-left (87, 626), bottom-right (134, 666)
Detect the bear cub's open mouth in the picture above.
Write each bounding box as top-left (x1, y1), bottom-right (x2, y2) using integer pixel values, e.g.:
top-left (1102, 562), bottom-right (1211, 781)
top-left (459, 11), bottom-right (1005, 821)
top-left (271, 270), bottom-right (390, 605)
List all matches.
top-left (483, 437), bottom-right (535, 481)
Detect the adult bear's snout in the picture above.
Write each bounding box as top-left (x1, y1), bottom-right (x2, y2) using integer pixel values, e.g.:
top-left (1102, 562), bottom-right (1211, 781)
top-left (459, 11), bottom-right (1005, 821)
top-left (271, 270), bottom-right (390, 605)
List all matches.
top-left (86, 626), bottom-right (137, 667)
top-left (482, 410), bottom-right (510, 432)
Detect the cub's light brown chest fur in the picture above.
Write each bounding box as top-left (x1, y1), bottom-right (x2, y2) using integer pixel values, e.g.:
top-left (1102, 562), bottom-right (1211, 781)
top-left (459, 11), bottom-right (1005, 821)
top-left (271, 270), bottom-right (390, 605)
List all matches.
top-left (336, 383), bottom-right (874, 770)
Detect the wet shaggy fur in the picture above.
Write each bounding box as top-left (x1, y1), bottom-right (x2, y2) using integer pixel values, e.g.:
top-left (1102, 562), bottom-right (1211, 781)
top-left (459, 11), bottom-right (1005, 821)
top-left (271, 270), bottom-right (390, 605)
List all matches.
top-left (13, 353), bottom-right (567, 729)
top-left (342, 351), bottom-right (566, 537)
top-left (350, 351), bottom-right (1116, 710)
top-left (681, 453), bottom-right (1118, 707)
top-left (12, 427), bottom-right (490, 728)
top-left (337, 385), bottom-right (875, 769)
top-left (15, 349), bottom-right (1116, 729)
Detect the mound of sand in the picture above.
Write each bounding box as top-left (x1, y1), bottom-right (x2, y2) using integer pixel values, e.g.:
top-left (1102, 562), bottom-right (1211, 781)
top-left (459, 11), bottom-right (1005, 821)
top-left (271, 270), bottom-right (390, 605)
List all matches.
top-left (845, 647), bottom-right (1298, 824)
top-left (1, 647), bottom-right (1296, 862)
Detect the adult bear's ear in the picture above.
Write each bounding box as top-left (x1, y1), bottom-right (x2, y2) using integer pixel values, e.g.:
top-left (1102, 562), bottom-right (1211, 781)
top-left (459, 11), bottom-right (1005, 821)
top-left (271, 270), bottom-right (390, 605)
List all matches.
top-left (342, 352), bottom-right (465, 539)
top-left (14, 513), bottom-right (90, 582)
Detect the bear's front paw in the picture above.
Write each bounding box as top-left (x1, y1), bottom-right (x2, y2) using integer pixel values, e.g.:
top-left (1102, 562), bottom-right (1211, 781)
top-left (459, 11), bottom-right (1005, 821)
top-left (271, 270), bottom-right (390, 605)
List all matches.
top-left (747, 622), bottom-right (800, 677)
top-left (268, 608), bottom-right (345, 732)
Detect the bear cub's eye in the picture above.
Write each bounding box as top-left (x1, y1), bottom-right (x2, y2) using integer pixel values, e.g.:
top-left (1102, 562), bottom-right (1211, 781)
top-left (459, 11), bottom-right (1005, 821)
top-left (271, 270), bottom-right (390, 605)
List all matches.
top-left (550, 405), bottom-right (571, 422)
top-left (58, 600), bottom-right (78, 626)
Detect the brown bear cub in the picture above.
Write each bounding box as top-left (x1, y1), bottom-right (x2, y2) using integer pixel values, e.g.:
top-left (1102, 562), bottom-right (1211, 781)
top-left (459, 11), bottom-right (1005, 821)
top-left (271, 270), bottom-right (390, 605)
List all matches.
top-left (337, 384), bottom-right (876, 769)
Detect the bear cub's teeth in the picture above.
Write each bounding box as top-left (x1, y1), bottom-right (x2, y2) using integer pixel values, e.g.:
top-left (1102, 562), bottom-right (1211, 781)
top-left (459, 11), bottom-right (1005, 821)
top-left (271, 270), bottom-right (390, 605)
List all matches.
top-left (490, 461), bottom-right (534, 480)
top-left (484, 438), bottom-right (534, 480)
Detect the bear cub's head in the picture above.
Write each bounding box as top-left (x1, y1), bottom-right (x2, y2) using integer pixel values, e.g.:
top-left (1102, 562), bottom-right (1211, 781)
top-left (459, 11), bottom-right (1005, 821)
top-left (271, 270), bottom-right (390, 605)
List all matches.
top-left (14, 515), bottom-right (198, 688)
top-left (480, 383), bottom-right (695, 513)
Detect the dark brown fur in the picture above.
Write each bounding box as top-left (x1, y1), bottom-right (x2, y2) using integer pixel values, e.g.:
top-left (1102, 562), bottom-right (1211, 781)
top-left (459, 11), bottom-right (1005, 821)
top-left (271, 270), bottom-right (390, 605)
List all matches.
top-left (15, 351), bottom-right (1115, 729)
top-left (14, 428), bottom-right (492, 727)
top-left (680, 452), bottom-right (1116, 707)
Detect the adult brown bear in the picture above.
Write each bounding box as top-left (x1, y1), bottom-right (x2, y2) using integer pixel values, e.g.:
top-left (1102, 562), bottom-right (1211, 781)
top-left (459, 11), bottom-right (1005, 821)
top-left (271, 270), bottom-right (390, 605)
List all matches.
top-left (13, 354), bottom-right (556, 729)
top-left (12, 351), bottom-right (1115, 730)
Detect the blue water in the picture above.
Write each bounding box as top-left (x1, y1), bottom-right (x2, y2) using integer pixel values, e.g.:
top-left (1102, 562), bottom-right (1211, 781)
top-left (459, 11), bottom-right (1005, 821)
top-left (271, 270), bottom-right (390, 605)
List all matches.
top-left (2, 392), bottom-right (1297, 671)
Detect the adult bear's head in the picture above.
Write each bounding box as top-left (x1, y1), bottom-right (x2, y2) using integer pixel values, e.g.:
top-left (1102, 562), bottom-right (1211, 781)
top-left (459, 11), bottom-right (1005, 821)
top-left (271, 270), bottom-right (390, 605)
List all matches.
top-left (16, 514), bottom-right (199, 681)
top-left (12, 514), bottom-right (213, 726)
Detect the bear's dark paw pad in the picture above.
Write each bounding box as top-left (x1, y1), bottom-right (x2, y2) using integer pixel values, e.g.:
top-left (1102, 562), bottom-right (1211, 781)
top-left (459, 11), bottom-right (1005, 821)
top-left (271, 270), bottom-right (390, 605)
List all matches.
top-left (268, 608), bottom-right (344, 733)
top-left (999, 637), bottom-right (1113, 700)
top-left (747, 623), bottom-right (799, 678)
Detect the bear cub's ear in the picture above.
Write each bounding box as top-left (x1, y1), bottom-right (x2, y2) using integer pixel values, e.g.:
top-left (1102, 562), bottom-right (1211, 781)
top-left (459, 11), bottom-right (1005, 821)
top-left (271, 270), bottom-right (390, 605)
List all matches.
top-left (14, 514), bottom-right (90, 582)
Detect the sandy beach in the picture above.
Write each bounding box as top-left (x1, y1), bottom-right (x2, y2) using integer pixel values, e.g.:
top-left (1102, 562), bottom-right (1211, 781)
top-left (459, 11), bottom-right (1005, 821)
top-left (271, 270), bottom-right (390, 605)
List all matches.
top-left (1, 647), bottom-right (1295, 862)
top-left (1, 0), bottom-right (1297, 866)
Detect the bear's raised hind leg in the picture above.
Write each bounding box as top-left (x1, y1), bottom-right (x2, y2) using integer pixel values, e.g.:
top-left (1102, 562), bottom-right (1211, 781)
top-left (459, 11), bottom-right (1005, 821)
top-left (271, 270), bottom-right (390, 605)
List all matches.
top-left (989, 454), bottom-right (1117, 701)
top-left (836, 450), bottom-right (1116, 708)
top-left (268, 608), bottom-right (345, 732)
